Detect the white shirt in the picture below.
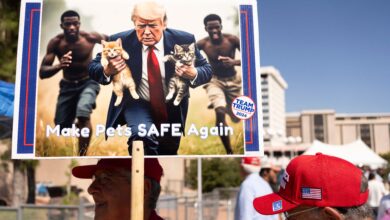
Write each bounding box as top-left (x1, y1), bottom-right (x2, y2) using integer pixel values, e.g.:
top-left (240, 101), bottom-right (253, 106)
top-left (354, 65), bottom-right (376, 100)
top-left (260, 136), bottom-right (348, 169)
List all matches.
top-left (368, 179), bottom-right (388, 207)
top-left (235, 173), bottom-right (279, 220)
top-left (139, 37), bottom-right (167, 101)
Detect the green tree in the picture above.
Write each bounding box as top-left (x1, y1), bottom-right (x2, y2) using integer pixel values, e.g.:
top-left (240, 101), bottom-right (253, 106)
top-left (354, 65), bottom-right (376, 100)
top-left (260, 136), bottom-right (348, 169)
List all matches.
top-left (0, 0), bottom-right (20, 82)
top-left (186, 158), bottom-right (242, 193)
top-left (380, 152), bottom-right (390, 178)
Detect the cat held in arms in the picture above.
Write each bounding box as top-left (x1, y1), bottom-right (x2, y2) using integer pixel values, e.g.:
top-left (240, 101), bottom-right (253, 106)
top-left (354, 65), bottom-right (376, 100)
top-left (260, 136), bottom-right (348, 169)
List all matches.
top-left (163, 43), bottom-right (196, 106)
top-left (101, 38), bottom-right (139, 106)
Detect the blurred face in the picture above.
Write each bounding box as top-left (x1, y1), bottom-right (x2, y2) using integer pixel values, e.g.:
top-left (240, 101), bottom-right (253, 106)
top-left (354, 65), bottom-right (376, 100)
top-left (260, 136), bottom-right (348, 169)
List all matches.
top-left (61, 16), bottom-right (80, 41)
top-left (205, 20), bottom-right (222, 43)
top-left (134, 17), bottom-right (166, 46)
top-left (268, 168), bottom-right (279, 185)
top-left (87, 169), bottom-right (131, 220)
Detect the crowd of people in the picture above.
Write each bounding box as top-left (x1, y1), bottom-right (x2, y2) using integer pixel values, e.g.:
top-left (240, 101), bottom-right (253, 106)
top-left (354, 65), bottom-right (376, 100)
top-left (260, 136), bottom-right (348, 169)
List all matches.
top-left (365, 167), bottom-right (390, 220)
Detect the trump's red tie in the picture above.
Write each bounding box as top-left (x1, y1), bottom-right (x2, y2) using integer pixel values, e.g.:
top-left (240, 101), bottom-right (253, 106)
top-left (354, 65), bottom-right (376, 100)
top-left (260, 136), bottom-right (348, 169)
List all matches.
top-left (147, 46), bottom-right (168, 125)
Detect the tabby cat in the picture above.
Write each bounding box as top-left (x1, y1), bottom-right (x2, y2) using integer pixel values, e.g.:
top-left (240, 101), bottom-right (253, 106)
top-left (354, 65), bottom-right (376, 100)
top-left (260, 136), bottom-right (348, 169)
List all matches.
top-left (163, 43), bottom-right (196, 106)
top-left (101, 38), bottom-right (139, 106)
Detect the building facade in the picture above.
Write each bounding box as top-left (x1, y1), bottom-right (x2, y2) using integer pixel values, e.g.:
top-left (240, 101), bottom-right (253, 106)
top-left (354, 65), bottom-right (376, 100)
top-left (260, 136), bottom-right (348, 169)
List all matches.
top-left (286, 110), bottom-right (390, 154)
top-left (260, 66), bottom-right (288, 146)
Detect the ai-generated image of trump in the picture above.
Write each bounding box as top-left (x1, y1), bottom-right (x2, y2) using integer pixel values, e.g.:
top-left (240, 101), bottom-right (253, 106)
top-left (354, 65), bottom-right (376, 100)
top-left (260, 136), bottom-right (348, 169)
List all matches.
top-left (36, 0), bottom-right (244, 157)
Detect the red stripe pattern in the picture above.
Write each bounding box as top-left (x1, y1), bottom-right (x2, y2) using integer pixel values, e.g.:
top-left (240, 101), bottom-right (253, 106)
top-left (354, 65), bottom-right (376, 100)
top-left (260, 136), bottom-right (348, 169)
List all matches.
top-left (301, 187), bottom-right (322, 200)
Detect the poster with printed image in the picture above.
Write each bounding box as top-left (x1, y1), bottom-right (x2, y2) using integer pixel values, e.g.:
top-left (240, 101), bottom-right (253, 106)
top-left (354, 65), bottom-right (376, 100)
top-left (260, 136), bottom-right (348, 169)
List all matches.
top-left (12, 0), bottom-right (263, 158)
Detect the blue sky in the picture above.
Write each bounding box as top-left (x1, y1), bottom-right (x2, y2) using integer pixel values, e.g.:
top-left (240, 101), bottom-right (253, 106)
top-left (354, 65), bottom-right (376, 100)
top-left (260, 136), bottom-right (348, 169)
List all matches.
top-left (257, 0), bottom-right (390, 113)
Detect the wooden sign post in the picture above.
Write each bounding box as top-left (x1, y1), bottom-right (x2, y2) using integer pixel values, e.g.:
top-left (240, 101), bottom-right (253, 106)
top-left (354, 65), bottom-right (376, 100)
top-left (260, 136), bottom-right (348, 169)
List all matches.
top-left (131, 141), bottom-right (144, 220)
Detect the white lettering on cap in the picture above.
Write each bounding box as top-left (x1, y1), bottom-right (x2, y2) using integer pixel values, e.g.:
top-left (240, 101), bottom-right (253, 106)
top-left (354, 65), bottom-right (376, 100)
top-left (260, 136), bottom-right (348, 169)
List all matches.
top-left (280, 171), bottom-right (290, 189)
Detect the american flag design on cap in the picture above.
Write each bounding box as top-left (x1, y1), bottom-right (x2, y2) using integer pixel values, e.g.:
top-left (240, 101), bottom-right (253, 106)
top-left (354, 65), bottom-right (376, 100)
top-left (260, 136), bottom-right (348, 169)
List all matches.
top-left (253, 154), bottom-right (369, 215)
top-left (301, 187), bottom-right (322, 200)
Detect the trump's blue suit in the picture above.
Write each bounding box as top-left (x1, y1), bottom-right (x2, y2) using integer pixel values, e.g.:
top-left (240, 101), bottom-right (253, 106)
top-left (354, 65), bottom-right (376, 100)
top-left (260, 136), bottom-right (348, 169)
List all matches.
top-left (89, 28), bottom-right (212, 155)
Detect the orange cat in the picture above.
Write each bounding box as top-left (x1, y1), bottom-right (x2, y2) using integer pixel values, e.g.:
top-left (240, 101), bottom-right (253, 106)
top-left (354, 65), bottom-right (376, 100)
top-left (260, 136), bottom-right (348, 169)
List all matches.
top-left (101, 38), bottom-right (139, 106)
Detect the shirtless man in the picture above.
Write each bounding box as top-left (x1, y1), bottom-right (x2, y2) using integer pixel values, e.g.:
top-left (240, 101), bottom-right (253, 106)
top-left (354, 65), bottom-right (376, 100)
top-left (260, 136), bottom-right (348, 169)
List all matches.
top-left (197, 14), bottom-right (241, 154)
top-left (39, 10), bottom-right (107, 156)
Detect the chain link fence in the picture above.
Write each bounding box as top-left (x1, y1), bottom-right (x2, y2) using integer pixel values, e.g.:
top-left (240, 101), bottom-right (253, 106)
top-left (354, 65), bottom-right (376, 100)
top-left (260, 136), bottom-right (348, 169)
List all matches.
top-left (0, 188), bottom-right (239, 220)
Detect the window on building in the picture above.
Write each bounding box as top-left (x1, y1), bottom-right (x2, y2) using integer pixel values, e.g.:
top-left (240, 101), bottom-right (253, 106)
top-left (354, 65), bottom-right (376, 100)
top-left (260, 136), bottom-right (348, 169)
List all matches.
top-left (314, 114), bottom-right (325, 142)
top-left (261, 75), bottom-right (268, 85)
top-left (263, 109), bottom-right (269, 113)
top-left (360, 124), bottom-right (371, 148)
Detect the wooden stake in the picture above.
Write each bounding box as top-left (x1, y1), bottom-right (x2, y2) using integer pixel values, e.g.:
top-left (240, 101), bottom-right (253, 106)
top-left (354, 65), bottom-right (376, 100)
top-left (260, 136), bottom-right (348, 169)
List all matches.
top-left (131, 141), bottom-right (144, 220)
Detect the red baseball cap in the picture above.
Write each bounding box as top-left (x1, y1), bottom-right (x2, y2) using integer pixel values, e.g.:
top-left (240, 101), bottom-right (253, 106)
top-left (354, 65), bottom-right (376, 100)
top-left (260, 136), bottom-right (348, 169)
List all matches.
top-left (72, 158), bottom-right (163, 183)
top-left (253, 153), bottom-right (368, 215)
top-left (241, 157), bottom-right (261, 173)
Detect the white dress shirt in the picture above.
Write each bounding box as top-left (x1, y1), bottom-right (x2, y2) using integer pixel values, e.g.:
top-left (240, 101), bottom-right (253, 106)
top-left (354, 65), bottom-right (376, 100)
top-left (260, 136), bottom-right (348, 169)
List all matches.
top-left (139, 37), bottom-right (167, 101)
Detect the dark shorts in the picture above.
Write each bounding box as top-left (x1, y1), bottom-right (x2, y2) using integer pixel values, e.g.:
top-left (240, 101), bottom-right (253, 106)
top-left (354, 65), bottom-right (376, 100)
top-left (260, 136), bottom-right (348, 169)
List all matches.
top-left (54, 79), bottom-right (100, 128)
top-left (204, 74), bottom-right (242, 109)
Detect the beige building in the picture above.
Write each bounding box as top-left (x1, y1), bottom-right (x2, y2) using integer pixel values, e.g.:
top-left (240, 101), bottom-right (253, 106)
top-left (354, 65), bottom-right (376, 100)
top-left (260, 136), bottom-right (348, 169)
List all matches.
top-left (286, 110), bottom-right (390, 154)
top-left (260, 66), bottom-right (288, 146)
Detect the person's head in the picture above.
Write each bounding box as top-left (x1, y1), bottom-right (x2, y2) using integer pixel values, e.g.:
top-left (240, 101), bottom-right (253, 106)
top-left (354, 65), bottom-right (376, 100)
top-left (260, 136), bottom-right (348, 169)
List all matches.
top-left (377, 167), bottom-right (385, 176)
top-left (260, 168), bottom-right (279, 186)
top-left (259, 157), bottom-right (281, 185)
top-left (60, 10), bottom-right (80, 41)
top-left (253, 154), bottom-right (372, 220)
top-left (203, 14), bottom-right (223, 43)
top-left (72, 158), bottom-right (163, 220)
top-left (368, 171), bottom-right (376, 181)
top-left (241, 157), bottom-right (261, 177)
top-left (131, 1), bottom-right (167, 46)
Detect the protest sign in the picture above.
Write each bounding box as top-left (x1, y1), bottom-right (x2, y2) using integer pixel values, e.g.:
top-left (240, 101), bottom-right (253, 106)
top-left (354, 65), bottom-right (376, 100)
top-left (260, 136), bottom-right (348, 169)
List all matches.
top-left (12, 0), bottom-right (263, 158)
